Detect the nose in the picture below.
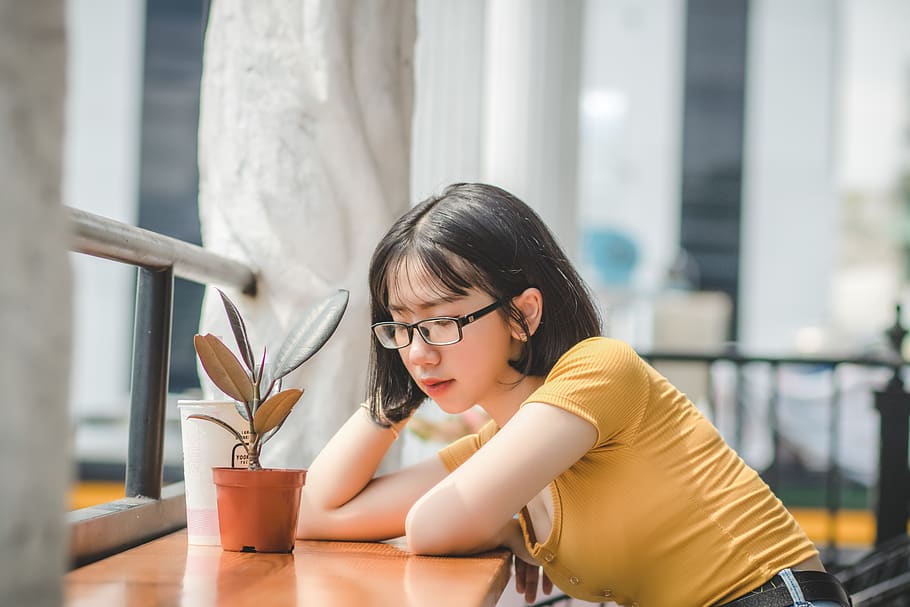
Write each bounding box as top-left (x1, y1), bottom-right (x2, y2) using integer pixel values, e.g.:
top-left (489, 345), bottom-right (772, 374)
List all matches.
top-left (405, 330), bottom-right (440, 367)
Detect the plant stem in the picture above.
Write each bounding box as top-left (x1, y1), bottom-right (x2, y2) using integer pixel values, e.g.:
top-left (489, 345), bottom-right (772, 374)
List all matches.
top-left (248, 433), bottom-right (262, 470)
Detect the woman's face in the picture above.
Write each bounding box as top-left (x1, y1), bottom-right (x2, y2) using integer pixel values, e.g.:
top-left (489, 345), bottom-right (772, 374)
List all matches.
top-left (386, 267), bottom-right (523, 414)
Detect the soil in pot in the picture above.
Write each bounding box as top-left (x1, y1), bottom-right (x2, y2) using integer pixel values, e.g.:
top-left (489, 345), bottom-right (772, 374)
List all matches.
top-left (212, 467), bottom-right (306, 553)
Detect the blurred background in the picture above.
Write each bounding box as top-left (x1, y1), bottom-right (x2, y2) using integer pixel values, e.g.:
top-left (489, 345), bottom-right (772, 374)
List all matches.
top-left (64, 0), bottom-right (909, 555)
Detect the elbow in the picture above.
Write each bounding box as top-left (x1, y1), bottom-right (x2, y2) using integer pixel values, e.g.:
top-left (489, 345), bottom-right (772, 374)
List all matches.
top-left (405, 499), bottom-right (495, 556)
top-left (295, 490), bottom-right (336, 540)
top-left (296, 518), bottom-right (319, 540)
top-left (405, 507), bottom-right (449, 555)
top-left (300, 477), bottom-right (348, 512)
top-left (296, 501), bottom-right (321, 540)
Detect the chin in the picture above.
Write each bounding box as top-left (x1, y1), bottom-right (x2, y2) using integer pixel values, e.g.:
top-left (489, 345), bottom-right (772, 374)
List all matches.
top-left (435, 399), bottom-right (474, 415)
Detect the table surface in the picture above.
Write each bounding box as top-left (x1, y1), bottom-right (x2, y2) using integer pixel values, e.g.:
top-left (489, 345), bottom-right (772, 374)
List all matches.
top-left (65, 530), bottom-right (513, 607)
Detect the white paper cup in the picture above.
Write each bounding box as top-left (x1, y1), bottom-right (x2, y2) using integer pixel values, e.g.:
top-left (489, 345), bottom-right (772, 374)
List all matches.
top-left (178, 400), bottom-right (248, 545)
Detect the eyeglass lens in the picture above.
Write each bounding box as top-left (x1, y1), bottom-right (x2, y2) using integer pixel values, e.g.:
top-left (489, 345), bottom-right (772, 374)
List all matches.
top-left (375, 318), bottom-right (461, 348)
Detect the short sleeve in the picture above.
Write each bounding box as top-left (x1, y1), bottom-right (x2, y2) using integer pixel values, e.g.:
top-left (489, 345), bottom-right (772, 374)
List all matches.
top-left (437, 419), bottom-right (500, 472)
top-left (524, 337), bottom-right (650, 448)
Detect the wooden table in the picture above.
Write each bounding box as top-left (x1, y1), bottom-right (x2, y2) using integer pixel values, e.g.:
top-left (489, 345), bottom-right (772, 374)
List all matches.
top-left (65, 530), bottom-right (513, 607)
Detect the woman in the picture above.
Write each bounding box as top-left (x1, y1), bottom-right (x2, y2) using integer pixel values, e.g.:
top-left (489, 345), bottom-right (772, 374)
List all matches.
top-left (296, 183), bottom-right (851, 607)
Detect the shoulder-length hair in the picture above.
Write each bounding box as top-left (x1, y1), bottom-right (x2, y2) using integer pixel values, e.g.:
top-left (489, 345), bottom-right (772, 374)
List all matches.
top-left (367, 183), bottom-right (602, 422)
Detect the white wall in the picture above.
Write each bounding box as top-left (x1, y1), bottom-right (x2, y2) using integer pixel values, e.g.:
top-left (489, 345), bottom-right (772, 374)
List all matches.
top-left (738, 0), bottom-right (910, 351)
top-left (64, 0), bottom-right (145, 417)
top-left (839, 0), bottom-right (910, 191)
top-left (830, 0), bottom-right (910, 344)
top-left (576, 0), bottom-right (686, 290)
top-left (739, 0), bottom-right (839, 351)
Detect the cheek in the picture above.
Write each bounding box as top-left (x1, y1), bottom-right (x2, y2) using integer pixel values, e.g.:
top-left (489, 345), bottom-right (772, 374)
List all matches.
top-left (454, 329), bottom-right (514, 374)
top-left (397, 350), bottom-right (418, 377)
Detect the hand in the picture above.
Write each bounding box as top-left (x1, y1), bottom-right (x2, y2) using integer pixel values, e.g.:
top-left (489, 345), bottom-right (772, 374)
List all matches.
top-left (497, 518), bottom-right (554, 604)
top-left (513, 553), bottom-right (553, 604)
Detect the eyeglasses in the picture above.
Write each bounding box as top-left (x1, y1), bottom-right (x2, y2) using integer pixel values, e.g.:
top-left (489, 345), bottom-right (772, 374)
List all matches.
top-left (371, 299), bottom-right (505, 350)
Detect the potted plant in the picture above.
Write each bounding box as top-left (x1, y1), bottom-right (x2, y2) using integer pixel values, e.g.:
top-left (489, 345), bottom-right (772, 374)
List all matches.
top-left (189, 287), bottom-right (349, 553)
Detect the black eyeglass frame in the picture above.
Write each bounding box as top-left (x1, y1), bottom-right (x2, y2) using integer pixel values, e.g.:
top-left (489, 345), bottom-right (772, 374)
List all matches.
top-left (371, 299), bottom-right (506, 349)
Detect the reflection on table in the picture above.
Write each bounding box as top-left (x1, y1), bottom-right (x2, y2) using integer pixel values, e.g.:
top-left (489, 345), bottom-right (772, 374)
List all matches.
top-left (65, 530), bottom-right (512, 607)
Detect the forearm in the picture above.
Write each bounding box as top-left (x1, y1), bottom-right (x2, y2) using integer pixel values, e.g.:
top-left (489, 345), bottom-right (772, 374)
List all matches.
top-left (304, 405), bottom-right (407, 509)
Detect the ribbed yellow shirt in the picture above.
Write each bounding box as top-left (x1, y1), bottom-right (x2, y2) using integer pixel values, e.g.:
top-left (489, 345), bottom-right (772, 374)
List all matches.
top-left (438, 337), bottom-right (817, 606)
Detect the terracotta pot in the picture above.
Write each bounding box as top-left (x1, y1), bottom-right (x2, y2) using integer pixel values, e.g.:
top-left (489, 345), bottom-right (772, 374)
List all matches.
top-left (211, 467), bottom-right (306, 553)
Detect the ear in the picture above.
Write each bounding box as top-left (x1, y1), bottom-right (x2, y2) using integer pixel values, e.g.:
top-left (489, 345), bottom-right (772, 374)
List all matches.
top-left (509, 288), bottom-right (543, 341)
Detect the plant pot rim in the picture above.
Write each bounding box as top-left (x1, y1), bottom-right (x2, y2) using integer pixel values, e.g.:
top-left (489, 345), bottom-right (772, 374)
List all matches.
top-left (212, 467), bottom-right (306, 473)
top-left (212, 467), bottom-right (306, 488)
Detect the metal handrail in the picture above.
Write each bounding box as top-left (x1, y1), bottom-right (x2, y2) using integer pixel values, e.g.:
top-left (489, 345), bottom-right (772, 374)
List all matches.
top-left (67, 207), bottom-right (258, 566)
top-left (640, 348), bottom-right (903, 368)
top-left (641, 345), bottom-right (910, 560)
top-left (68, 207), bottom-right (257, 294)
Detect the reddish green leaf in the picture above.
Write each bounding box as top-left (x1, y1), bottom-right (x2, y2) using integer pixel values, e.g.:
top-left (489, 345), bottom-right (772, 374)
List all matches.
top-left (217, 289), bottom-right (256, 374)
top-left (193, 334), bottom-right (254, 404)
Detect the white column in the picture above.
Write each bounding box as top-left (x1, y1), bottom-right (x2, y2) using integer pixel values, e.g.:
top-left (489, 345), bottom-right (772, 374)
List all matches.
top-left (740, 0), bottom-right (839, 350)
top-left (198, 0), bottom-right (415, 468)
top-left (410, 0), bottom-right (487, 202)
top-left (0, 1), bottom-right (72, 605)
top-left (483, 0), bottom-right (584, 257)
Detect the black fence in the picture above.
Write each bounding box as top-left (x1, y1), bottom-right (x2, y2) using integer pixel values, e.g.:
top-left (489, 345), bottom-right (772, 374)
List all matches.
top-left (641, 324), bottom-right (909, 566)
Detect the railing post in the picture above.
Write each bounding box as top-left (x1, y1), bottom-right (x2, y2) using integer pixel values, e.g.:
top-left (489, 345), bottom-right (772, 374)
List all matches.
top-left (125, 266), bottom-right (174, 499)
top-left (873, 304), bottom-right (910, 546)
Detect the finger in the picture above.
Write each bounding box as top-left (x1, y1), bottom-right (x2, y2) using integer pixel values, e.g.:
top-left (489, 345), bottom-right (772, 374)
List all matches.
top-left (524, 565), bottom-right (539, 604)
top-left (513, 556), bottom-right (526, 594)
top-left (542, 571), bottom-right (554, 596)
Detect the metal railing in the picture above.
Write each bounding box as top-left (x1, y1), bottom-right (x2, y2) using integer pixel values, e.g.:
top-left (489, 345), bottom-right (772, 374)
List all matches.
top-left (640, 330), bottom-right (910, 565)
top-left (66, 208), bottom-right (256, 566)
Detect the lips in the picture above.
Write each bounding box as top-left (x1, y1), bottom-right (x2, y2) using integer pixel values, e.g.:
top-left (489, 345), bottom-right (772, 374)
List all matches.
top-left (420, 378), bottom-right (453, 396)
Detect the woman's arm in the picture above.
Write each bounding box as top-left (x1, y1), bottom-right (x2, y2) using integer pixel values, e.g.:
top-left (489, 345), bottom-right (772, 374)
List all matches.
top-left (304, 405), bottom-right (408, 509)
top-left (297, 405), bottom-right (448, 541)
top-left (405, 402), bottom-right (597, 555)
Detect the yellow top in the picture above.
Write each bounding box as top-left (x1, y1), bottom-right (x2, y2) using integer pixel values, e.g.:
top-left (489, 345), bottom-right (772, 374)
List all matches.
top-left (438, 337), bottom-right (817, 606)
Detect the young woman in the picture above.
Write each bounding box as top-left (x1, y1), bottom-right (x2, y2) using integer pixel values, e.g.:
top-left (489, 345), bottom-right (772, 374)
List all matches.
top-left (296, 183), bottom-right (851, 607)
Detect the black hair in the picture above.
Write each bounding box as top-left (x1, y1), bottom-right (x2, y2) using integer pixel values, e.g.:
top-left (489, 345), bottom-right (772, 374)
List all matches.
top-left (367, 183), bottom-right (602, 423)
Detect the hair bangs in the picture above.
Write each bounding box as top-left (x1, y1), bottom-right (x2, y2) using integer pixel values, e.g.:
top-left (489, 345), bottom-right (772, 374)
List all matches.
top-left (384, 241), bottom-right (488, 310)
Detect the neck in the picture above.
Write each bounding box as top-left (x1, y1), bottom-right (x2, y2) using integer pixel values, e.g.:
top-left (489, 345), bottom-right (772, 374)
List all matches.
top-left (482, 374), bottom-right (546, 428)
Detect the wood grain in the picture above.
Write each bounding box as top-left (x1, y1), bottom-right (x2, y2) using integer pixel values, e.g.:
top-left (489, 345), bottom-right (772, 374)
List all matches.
top-left (65, 530), bottom-right (512, 607)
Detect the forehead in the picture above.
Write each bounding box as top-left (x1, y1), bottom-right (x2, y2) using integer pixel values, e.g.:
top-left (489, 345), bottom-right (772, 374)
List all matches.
top-left (386, 254), bottom-right (468, 312)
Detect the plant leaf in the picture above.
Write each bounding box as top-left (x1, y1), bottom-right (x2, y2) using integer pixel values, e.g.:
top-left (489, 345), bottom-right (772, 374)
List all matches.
top-left (256, 346), bottom-right (267, 384)
top-left (217, 288), bottom-right (256, 374)
top-left (270, 289), bottom-right (349, 381)
top-left (232, 401), bottom-right (250, 422)
top-left (253, 388), bottom-right (303, 435)
top-left (193, 334), bottom-right (255, 404)
top-left (186, 413), bottom-right (248, 447)
top-left (261, 414), bottom-right (289, 446)
top-left (253, 389), bottom-right (303, 435)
